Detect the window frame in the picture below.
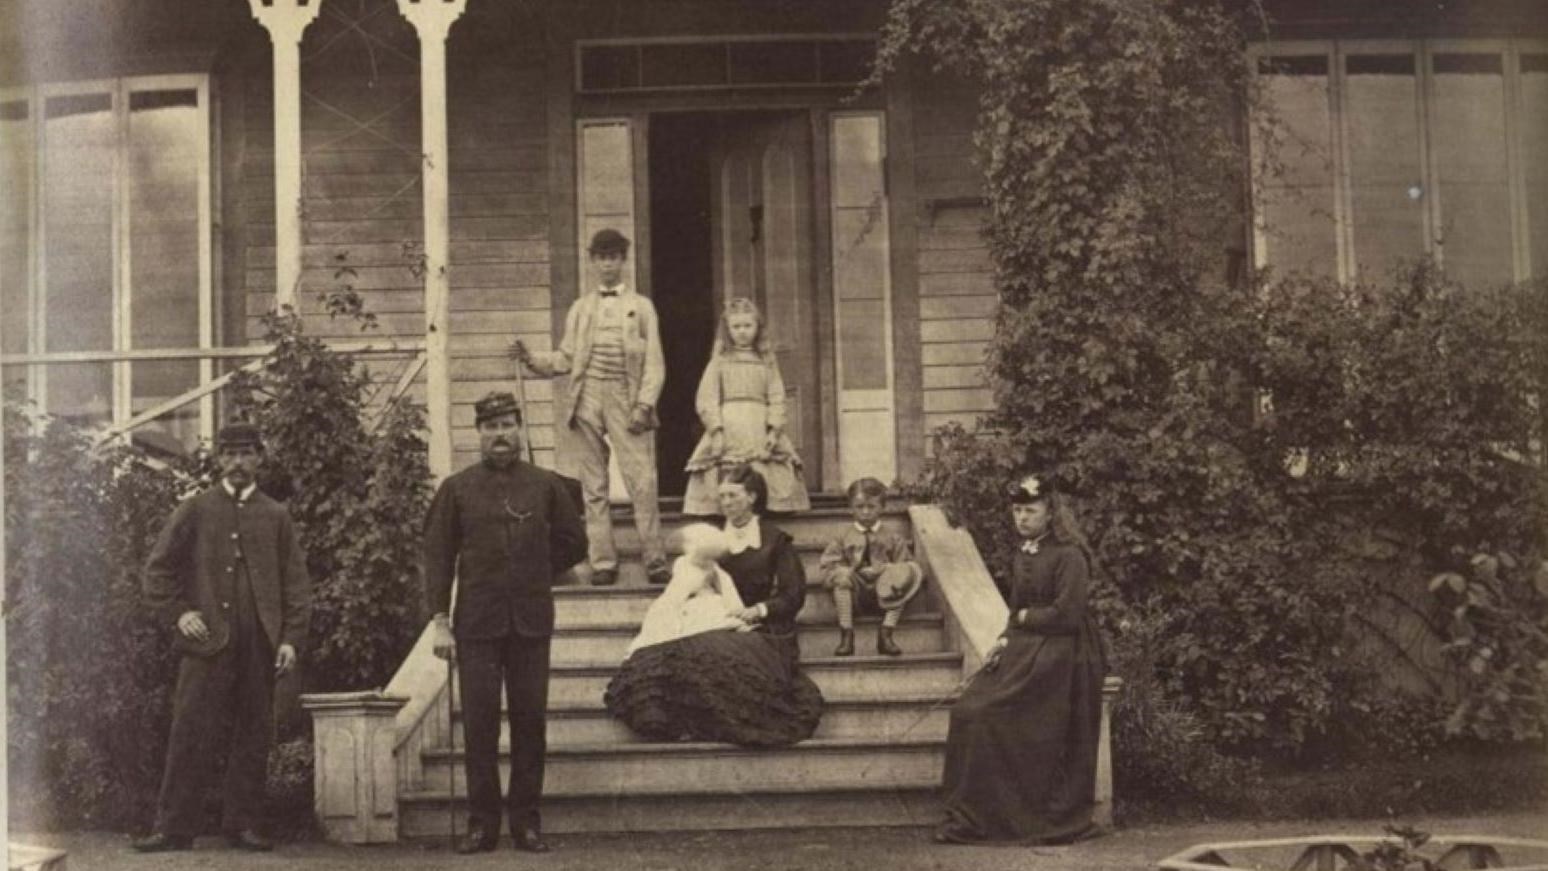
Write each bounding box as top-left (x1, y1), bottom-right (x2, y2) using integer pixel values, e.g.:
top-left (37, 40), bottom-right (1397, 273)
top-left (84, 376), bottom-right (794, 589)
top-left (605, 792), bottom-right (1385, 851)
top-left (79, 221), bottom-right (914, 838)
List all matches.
top-left (1248, 37), bottom-right (1548, 283)
top-left (4, 73), bottom-right (215, 443)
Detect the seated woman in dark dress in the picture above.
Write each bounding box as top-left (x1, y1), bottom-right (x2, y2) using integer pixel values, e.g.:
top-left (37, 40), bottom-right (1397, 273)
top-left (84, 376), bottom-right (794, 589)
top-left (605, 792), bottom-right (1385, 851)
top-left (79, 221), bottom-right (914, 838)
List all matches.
top-left (604, 464), bottom-right (824, 747)
top-left (936, 473), bottom-right (1107, 845)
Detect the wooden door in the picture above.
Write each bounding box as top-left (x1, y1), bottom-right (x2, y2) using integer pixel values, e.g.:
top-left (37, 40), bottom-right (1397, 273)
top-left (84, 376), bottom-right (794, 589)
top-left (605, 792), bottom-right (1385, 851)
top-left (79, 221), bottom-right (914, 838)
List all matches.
top-left (709, 112), bottom-right (821, 486)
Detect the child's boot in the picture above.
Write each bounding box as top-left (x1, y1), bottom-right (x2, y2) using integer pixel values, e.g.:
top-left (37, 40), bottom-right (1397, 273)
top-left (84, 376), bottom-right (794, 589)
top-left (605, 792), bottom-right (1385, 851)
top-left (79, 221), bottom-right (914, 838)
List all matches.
top-left (877, 626), bottom-right (902, 656)
top-left (834, 628), bottom-right (855, 657)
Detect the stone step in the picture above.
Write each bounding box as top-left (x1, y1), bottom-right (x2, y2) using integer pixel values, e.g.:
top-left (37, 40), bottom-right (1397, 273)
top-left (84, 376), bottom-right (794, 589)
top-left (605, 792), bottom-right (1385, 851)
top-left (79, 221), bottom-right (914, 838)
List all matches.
top-left (522, 652), bottom-right (965, 709)
top-left (445, 650), bottom-right (966, 702)
top-left (556, 543), bottom-right (835, 592)
top-left (450, 692), bottom-right (956, 746)
top-left (418, 736), bottom-right (946, 796)
top-left (554, 577), bottom-right (930, 627)
top-left (400, 780), bottom-right (942, 835)
top-left (607, 506), bottom-right (910, 554)
top-left (547, 613), bottom-right (947, 666)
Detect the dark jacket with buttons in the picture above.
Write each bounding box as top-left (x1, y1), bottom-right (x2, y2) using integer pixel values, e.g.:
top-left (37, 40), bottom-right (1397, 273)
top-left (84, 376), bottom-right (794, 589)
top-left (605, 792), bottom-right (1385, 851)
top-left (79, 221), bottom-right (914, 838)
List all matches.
top-left (143, 485), bottom-right (312, 657)
top-left (423, 458), bottom-right (587, 639)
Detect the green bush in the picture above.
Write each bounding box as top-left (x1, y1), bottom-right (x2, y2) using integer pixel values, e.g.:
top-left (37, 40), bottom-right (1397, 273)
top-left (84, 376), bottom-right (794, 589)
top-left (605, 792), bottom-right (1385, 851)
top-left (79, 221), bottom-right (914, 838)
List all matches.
top-left (227, 301), bottom-right (431, 691)
top-left (881, 0), bottom-right (1548, 758)
top-left (1430, 551), bottom-right (1548, 742)
top-left (5, 298), bottom-right (432, 829)
top-left (5, 408), bottom-right (198, 828)
top-left (1109, 607), bottom-right (1261, 815)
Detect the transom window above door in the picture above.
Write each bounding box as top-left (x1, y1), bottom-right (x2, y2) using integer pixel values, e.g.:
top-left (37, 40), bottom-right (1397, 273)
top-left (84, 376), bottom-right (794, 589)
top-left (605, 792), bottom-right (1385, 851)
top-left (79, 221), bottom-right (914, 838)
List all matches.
top-left (577, 36), bottom-right (875, 94)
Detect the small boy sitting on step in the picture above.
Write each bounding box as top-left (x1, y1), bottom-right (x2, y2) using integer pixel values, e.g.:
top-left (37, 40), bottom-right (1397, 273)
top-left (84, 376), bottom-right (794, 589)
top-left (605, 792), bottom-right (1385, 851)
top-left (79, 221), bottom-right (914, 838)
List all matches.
top-left (818, 478), bottom-right (923, 657)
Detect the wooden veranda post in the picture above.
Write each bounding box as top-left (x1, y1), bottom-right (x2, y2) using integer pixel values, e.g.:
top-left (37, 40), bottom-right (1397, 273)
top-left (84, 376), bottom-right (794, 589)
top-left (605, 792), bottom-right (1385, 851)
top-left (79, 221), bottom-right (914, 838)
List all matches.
top-left (397, 0), bottom-right (467, 481)
top-left (248, 0), bottom-right (323, 310)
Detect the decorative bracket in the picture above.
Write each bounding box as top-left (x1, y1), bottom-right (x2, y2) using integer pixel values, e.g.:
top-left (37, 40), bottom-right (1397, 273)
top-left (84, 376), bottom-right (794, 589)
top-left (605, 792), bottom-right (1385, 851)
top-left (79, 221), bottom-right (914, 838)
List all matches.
top-left (248, 0), bottom-right (324, 44)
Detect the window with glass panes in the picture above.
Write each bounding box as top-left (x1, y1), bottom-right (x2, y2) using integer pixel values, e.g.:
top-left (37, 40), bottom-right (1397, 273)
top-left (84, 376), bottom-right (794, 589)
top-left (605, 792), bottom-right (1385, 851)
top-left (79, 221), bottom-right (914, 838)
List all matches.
top-left (0, 75), bottom-right (213, 454)
top-left (1250, 40), bottom-right (1548, 285)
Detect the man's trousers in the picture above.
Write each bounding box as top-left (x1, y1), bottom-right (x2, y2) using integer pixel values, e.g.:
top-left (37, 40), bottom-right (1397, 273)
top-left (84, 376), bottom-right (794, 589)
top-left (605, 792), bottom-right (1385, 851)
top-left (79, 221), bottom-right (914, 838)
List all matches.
top-left (457, 632), bottom-right (552, 835)
top-left (154, 622), bottom-right (274, 837)
top-left (566, 378), bottom-right (665, 572)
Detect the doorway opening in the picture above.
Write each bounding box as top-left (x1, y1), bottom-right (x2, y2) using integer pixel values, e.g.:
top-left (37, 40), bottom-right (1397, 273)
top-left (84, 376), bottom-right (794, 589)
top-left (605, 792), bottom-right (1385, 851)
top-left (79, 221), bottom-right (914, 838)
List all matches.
top-left (648, 112), bottom-right (717, 498)
top-left (647, 109), bottom-right (822, 499)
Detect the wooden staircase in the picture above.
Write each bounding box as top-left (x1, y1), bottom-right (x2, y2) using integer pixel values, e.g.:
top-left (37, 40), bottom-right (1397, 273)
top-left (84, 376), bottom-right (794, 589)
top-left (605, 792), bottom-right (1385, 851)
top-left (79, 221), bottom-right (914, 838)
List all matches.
top-left (398, 496), bottom-right (959, 835)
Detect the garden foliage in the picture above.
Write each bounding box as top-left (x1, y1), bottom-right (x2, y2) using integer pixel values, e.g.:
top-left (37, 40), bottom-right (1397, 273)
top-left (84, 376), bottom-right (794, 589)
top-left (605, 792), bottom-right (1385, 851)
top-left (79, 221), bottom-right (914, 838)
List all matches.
top-left (5, 288), bottom-right (431, 828)
top-left (875, 0), bottom-right (1548, 755)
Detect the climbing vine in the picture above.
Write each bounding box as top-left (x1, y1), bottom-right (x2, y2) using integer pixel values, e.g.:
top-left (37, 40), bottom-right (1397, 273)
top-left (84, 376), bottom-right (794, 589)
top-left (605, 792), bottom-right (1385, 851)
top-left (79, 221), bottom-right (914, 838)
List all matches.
top-left (876, 0), bottom-right (1548, 753)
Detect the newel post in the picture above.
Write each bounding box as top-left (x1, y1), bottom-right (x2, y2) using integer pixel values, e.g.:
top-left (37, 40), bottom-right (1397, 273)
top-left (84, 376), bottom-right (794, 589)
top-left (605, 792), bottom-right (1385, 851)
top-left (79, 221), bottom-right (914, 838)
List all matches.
top-left (302, 692), bottom-right (410, 843)
top-left (1095, 675), bottom-right (1123, 827)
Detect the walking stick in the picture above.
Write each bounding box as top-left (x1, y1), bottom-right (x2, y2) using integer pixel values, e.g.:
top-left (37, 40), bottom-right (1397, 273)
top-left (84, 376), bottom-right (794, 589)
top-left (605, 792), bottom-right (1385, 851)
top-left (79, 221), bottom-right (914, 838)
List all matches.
top-left (447, 654), bottom-right (457, 850)
top-left (511, 349), bottom-right (537, 465)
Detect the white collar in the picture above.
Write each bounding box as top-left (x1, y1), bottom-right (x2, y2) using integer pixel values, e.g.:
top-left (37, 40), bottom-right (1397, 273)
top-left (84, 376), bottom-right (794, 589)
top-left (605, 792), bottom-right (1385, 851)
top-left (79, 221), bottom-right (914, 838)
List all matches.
top-left (222, 480), bottom-right (256, 502)
top-left (1021, 534), bottom-right (1048, 555)
top-left (724, 517), bottom-right (761, 553)
top-left (854, 521), bottom-right (879, 536)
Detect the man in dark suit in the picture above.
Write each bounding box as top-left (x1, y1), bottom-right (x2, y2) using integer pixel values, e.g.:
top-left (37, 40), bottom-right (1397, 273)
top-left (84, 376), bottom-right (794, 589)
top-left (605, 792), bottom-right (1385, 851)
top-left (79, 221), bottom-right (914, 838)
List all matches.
top-left (133, 422), bottom-right (312, 853)
top-left (424, 391), bottom-right (587, 854)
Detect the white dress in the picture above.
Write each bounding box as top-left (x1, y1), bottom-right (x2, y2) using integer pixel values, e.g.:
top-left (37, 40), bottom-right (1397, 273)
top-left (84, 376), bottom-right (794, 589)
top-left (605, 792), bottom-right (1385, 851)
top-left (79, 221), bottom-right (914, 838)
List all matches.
top-left (626, 556), bottom-right (746, 655)
top-left (681, 349), bottom-right (811, 515)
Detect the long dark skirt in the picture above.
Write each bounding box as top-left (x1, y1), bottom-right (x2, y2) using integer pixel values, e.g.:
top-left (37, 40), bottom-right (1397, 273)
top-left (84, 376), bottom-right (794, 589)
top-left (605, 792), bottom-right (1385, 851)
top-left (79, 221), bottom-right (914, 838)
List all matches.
top-left (604, 628), bottom-right (823, 747)
top-left (940, 629), bottom-right (1104, 844)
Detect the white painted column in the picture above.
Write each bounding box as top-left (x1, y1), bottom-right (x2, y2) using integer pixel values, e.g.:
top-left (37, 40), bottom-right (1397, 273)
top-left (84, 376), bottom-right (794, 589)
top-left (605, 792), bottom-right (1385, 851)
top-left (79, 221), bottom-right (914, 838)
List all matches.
top-left (397, 0), bottom-right (466, 481)
top-left (249, 0), bottom-right (323, 309)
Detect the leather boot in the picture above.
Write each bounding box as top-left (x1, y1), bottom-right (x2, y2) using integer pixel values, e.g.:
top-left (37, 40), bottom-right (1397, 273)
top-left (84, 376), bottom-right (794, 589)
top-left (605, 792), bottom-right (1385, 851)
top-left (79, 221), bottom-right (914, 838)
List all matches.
top-left (877, 626), bottom-right (902, 656)
top-left (833, 628), bottom-right (855, 657)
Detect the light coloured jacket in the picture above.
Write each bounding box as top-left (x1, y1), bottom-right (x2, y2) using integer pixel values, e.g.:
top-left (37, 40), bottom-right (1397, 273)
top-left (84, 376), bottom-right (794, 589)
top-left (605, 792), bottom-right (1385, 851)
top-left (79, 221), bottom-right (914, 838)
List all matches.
top-left (528, 287), bottom-right (665, 428)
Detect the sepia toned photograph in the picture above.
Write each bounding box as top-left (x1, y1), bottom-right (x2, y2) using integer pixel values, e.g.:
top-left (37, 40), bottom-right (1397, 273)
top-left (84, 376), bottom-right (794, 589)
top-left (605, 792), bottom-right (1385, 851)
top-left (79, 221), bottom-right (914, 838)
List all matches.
top-left (1, 1), bottom-right (1545, 868)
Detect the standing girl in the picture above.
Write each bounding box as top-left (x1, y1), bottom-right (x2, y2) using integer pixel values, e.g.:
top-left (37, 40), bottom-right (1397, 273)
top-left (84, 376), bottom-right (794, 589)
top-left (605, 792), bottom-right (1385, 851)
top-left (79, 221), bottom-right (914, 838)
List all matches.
top-left (682, 297), bottom-right (811, 516)
top-left (936, 473), bottom-right (1107, 846)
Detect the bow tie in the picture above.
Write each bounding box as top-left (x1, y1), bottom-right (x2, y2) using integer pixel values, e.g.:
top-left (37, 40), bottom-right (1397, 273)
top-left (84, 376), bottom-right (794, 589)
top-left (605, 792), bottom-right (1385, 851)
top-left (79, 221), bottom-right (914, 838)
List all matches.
top-left (1021, 540), bottom-right (1041, 555)
top-left (599, 286), bottom-right (621, 297)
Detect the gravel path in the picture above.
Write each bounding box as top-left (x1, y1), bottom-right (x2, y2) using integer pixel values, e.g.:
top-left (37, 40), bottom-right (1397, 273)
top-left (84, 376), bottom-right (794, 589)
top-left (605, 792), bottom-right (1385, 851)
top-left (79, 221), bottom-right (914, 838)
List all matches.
top-left (17, 809), bottom-right (1548, 871)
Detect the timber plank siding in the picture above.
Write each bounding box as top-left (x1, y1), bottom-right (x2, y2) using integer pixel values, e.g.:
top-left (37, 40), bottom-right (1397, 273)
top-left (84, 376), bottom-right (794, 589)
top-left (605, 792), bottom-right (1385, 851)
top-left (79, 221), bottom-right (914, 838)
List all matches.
top-left (909, 73), bottom-right (997, 445)
top-left (232, 3), bottom-right (561, 472)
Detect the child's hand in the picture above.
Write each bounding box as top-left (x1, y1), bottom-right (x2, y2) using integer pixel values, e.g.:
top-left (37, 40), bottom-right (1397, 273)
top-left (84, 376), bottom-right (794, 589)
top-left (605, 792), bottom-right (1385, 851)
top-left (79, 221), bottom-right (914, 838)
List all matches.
top-left (507, 338), bottom-right (531, 365)
top-left (857, 565), bottom-right (882, 582)
top-left (762, 426), bottom-right (780, 454)
top-left (627, 403), bottom-right (653, 434)
top-left (730, 605), bottom-right (762, 623)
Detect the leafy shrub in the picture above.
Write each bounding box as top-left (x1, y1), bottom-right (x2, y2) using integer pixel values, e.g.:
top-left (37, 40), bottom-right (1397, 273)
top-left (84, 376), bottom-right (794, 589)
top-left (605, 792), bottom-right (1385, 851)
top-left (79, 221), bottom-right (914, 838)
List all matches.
top-left (5, 408), bottom-right (200, 827)
top-left (226, 300), bottom-right (430, 691)
top-left (1430, 551), bottom-right (1548, 742)
top-left (882, 0), bottom-right (1548, 757)
top-left (265, 738), bottom-right (318, 838)
top-left (6, 294), bottom-right (431, 829)
top-left (1109, 607), bottom-right (1261, 815)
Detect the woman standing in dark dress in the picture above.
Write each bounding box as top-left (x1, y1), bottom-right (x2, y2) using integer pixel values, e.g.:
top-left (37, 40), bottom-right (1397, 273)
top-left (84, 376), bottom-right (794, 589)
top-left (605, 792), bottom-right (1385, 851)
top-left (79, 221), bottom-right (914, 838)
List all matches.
top-left (604, 464), bottom-right (823, 746)
top-left (936, 474), bottom-right (1107, 845)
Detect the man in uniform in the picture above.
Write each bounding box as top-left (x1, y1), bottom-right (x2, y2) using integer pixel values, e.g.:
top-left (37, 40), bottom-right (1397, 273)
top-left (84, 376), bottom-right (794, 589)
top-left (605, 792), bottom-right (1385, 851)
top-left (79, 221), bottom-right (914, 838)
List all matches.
top-left (424, 391), bottom-right (587, 854)
top-left (511, 228), bottom-right (671, 587)
top-left (133, 422), bottom-right (312, 853)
